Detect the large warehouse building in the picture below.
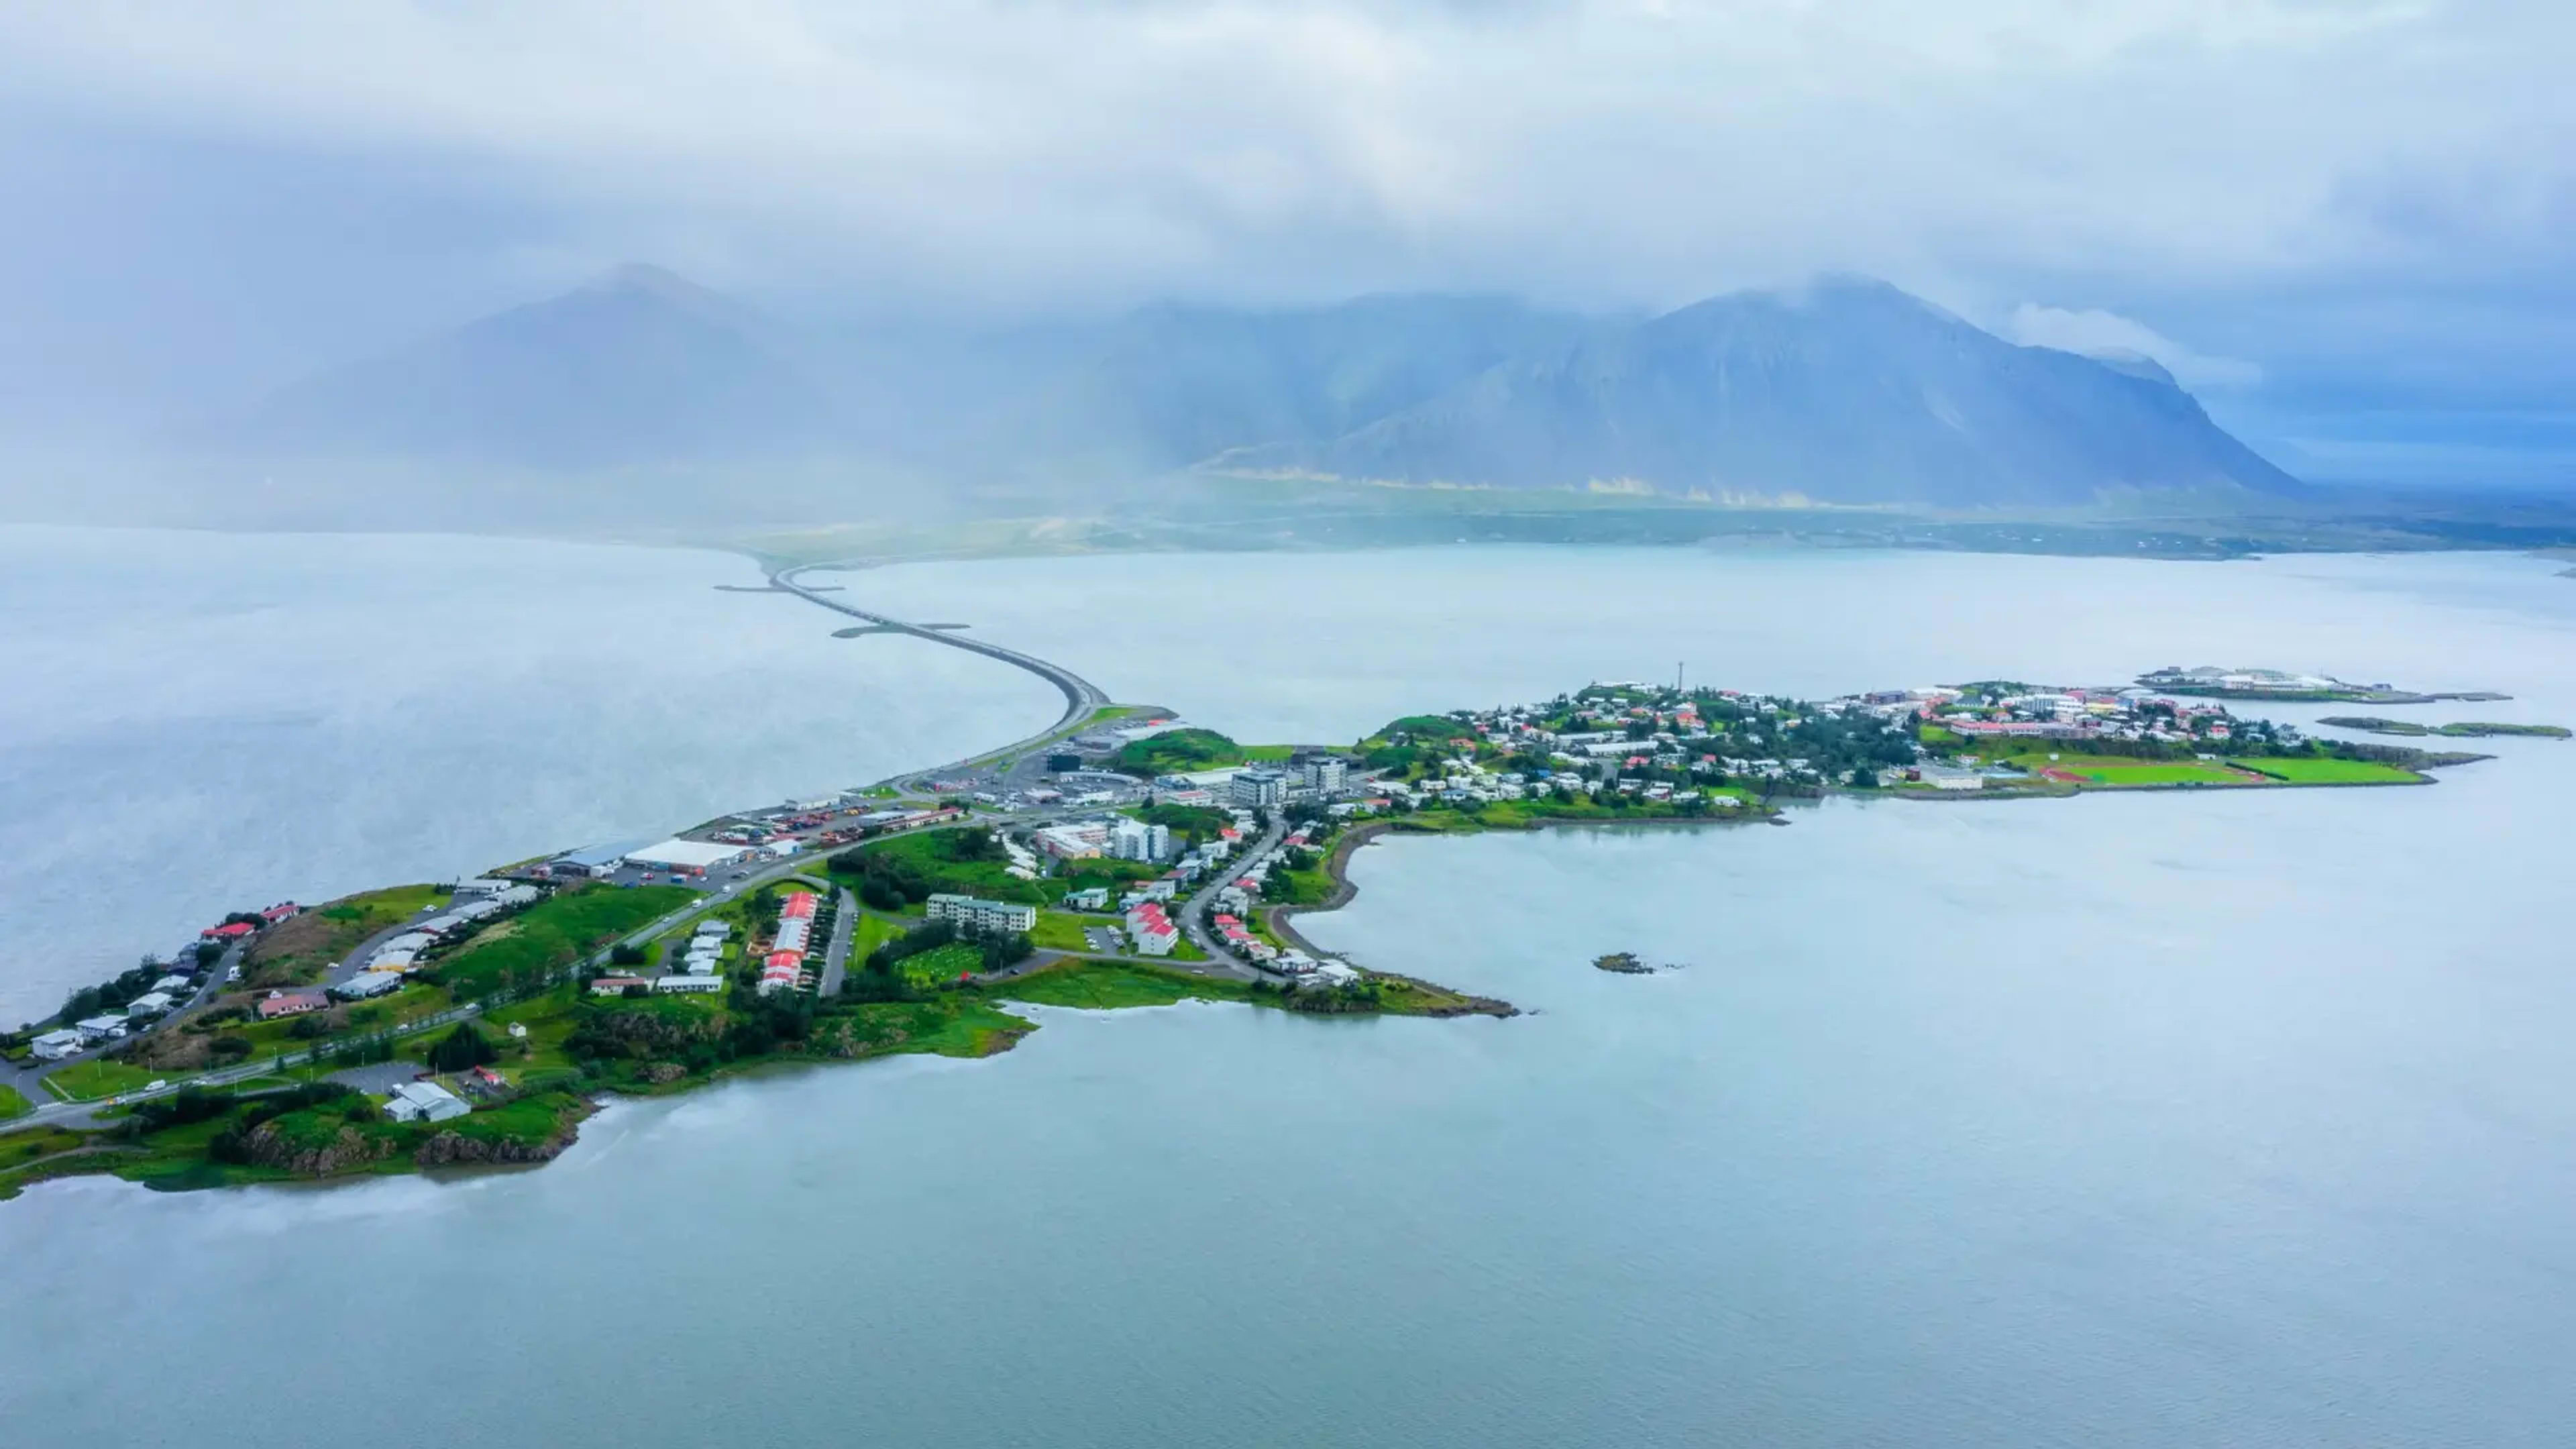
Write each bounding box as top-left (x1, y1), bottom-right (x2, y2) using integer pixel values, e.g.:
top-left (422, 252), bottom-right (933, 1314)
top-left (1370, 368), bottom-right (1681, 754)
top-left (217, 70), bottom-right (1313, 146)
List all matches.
top-left (621, 839), bottom-right (752, 875)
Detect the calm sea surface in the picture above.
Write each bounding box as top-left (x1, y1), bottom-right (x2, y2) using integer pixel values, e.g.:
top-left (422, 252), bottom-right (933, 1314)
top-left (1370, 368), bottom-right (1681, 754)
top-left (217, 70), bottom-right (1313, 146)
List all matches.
top-left (5, 533), bottom-right (2575, 1446)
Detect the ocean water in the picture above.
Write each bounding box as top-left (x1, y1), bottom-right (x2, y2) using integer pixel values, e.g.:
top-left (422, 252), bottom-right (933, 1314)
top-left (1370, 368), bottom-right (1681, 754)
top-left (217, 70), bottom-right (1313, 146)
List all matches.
top-left (0, 525), bottom-right (1057, 1025)
top-left (5, 535), bottom-right (2575, 1446)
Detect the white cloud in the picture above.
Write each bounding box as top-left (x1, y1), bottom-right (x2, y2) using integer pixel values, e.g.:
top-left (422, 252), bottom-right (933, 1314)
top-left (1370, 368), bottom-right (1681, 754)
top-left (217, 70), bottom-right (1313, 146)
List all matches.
top-left (0, 0), bottom-right (2569, 421)
top-left (0, 1), bottom-right (2565, 307)
top-left (2004, 305), bottom-right (2265, 390)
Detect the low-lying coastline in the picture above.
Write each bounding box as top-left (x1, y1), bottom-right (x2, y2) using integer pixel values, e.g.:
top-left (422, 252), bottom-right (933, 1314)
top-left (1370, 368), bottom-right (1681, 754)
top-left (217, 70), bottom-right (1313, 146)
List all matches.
top-left (0, 649), bottom-right (2494, 1205)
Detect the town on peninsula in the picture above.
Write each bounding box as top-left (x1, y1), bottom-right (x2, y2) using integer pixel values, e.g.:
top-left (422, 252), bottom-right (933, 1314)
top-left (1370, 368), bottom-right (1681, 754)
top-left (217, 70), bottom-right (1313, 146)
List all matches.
top-left (0, 573), bottom-right (2523, 1201)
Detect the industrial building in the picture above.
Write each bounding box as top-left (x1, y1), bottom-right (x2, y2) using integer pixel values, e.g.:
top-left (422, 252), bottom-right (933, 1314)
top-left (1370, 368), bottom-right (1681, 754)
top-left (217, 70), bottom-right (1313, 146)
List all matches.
top-left (384, 1081), bottom-right (470, 1124)
top-left (330, 972), bottom-right (403, 1001)
top-left (621, 838), bottom-right (753, 875)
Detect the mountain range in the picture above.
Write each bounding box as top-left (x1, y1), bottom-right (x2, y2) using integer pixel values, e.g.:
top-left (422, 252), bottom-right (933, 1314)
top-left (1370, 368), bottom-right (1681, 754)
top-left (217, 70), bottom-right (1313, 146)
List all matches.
top-left (213, 266), bottom-right (2302, 506)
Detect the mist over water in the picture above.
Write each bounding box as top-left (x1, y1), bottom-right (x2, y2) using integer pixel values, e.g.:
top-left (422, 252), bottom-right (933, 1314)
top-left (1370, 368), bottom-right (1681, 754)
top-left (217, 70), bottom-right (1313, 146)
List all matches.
top-left (5, 536), bottom-right (2575, 1446)
top-left (0, 525), bottom-right (1057, 1026)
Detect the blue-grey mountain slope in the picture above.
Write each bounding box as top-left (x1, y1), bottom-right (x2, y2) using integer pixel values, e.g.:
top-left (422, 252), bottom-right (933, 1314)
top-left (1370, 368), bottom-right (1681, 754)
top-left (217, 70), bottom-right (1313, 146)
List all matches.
top-left (1252, 278), bottom-right (2302, 506)
top-left (213, 268), bottom-right (2298, 509)
top-left (992, 294), bottom-right (1594, 472)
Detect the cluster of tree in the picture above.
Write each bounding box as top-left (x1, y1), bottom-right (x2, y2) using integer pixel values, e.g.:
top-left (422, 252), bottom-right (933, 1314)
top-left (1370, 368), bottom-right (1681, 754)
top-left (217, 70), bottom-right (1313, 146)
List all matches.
top-left (205, 1081), bottom-right (364, 1162)
top-left (565, 990), bottom-right (818, 1076)
top-left (126, 1084), bottom-right (239, 1132)
top-left (855, 918), bottom-right (1034, 989)
top-left (1250, 977), bottom-right (1385, 1014)
top-left (1363, 716), bottom-right (1481, 777)
top-left (861, 916), bottom-right (959, 979)
top-left (714, 994), bottom-right (818, 1058)
top-left (1258, 845), bottom-right (1326, 902)
top-left (828, 828), bottom-right (1019, 910)
top-left (427, 1022), bottom-right (499, 1072)
top-left (830, 842), bottom-right (936, 910)
top-left (56, 957), bottom-right (186, 1026)
top-left (1136, 802), bottom-right (1232, 843)
top-left (1762, 710), bottom-right (1920, 778)
top-left (326, 1032), bottom-right (400, 1070)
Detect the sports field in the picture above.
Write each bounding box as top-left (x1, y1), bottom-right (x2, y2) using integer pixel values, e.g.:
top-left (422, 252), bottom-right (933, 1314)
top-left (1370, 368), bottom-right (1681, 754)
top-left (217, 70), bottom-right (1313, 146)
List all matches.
top-left (2072, 761), bottom-right (2252, 786)
top-left (2229, 757), bottom-right (2423, 784)
top-left (2002, 754), bottom-right (2251, 786)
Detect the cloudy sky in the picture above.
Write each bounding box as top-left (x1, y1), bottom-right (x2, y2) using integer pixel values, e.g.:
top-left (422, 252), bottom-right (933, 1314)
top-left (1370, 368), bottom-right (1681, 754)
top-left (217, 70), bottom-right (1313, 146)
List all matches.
top-left (1, 0), bottom-right (2569, 480)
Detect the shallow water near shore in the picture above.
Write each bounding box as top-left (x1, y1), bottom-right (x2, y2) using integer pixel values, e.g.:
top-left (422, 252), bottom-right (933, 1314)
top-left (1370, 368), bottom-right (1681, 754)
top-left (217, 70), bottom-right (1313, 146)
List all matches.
top-left (6, 535), bottom-right (2576, 1446)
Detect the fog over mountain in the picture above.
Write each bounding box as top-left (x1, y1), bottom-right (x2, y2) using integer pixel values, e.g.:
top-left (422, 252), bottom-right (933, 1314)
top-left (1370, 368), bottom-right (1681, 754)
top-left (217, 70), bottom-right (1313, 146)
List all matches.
top-left (2, 4), bottom-right (2569, 492)
top-left (210, 266), bottom-right (2298, 510)
top-left (223, 265), bottom-right (839, 467)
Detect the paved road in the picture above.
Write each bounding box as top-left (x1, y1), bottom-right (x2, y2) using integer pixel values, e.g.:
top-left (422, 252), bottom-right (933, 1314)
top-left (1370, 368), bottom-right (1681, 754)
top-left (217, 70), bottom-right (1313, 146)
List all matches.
top-left (818, 888), bottom-right (858, 996)
top-left (1, 566), bottom-right (1166, 1132)
top-left (1, 936), bottom-right (254, 1110)
top-left (1177, 818), bottom-right (1289, 980)
top-left (13, 1001), bottom-right (486, 1128)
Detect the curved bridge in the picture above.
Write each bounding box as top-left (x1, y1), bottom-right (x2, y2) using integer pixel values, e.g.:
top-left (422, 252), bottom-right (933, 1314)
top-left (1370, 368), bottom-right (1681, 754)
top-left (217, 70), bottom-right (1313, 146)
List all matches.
top-left (769, 566), bottom-right (1112, 748)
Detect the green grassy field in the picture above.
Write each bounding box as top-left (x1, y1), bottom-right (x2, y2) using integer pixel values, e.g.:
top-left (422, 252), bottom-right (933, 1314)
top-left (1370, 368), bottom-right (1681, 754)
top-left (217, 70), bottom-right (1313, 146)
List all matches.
top-left (840, 998), bottom-right (1033, 1057)
top-left (1028, 910), bottom-right (1105, 952)
top-left (435, 884), bottom-right (699, 997)
top-left (2072, 761), bottom-right (2251, 785)
top-left (852, 830), bottom-right (1051, 904)
top-left (1267, 862), bottom-right (1336, 906)
top-left (1112, 728), bottom-right (1245, 775)
top-left (1990, 752), bottom-right (2247, 786)
top-left (0, 1084), bottom-right (30, 1120)
top-left (850, 912), bottom-right (910, 961)
top-left (482, 985), bottom-right (601, 1079)
top-left (1057, 858), bottom-right (1167, 900)
top-left (2231, 756), bottom-right (2424, 784)
top-left (990, 960), bottom-right (1252, 1010)
top-left (42, 1059), bottom-right (168, 1102)
top-left (1, 1125), bottom-right (86, 1169)
top-left (900, 942), bottom-right (986, 988)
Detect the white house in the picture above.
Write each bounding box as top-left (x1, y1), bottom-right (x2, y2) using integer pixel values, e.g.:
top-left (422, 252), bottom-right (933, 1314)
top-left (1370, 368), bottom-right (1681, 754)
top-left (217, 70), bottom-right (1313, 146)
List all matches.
top-left (30, 1028), bottom-right (85, 1061)
top-left (125, 991), bottom-right (178, 1019)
